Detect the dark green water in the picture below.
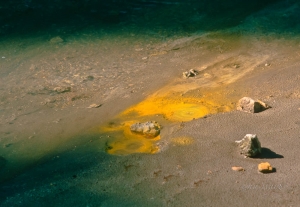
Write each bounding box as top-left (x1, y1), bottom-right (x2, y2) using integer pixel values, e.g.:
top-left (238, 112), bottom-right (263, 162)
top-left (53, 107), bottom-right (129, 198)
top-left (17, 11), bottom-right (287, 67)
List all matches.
top-left (1, 0), bottom-right (299, 39)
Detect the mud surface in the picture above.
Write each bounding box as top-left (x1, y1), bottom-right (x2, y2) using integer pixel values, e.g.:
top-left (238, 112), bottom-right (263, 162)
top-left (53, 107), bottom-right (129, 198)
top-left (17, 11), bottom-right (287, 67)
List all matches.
top-left (1, 0), bottom-right (300, 206)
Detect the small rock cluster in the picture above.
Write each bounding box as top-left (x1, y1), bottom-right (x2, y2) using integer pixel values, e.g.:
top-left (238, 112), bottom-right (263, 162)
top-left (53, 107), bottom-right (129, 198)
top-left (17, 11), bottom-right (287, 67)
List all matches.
top-left (234, 134), bottom-right (274, 174)
top-left (234, 97), bottom-right (275, 174)
top-left (130, 121), bottom-right (161, 138)
top-left (183, 69), bottom-right (199, 79)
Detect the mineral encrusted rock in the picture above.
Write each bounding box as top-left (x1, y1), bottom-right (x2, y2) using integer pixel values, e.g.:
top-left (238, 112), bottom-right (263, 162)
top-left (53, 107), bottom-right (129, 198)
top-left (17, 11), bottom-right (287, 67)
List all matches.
top-left (235, 134), bottom-right (261, 157)
top-left (183, 69), bottom-right (199, 78)
top-left (237, 97), bottom-right (270, 113)
top-left (130, 121), bottom-right (160, 138)
top-left (258, 162), bottom-right (273, 173)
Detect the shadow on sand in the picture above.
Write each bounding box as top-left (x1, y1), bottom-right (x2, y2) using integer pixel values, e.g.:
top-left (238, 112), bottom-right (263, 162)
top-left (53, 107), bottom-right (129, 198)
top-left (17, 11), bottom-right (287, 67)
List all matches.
top-left (257, 147), bottom-right (284, 159)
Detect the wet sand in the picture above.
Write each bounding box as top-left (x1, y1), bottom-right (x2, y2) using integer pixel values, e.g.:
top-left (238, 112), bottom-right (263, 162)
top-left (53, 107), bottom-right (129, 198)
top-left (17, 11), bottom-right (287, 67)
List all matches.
top-left (1, 0), bottom-right (300, 206)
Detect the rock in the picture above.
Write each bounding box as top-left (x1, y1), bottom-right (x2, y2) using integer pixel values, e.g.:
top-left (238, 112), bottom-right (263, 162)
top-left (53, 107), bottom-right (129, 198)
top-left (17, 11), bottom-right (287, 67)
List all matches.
top-left (87, 103), bottom-right (102, 108)
top-left (232, 166), bottom-right (245, 171)
top-left (130, 121), bottom-right (160, 138)
top-left (235, 134), bottom-right (261, 157)
top-left (258, 162), bottom-right (273, 173)
top-left (50, 36), bottom-right (64, 44)
top-left (237, 97), bottom-right (270, 113)
top-left (53, 86), bottom-right (71, 93)
top-left (183, 69), bottom-right (198, 78)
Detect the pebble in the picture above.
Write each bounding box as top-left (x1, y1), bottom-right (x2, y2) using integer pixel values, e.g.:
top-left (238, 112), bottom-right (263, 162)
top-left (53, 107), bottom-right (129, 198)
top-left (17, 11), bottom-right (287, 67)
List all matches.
top-left (53, 86), bottom-right (71, 93)
top-left (258, 162), bottom-right (273, 173)
top-left (87, 104), bottom-right (102, 108)
top-left (232, 166), bottom-right (245, 171)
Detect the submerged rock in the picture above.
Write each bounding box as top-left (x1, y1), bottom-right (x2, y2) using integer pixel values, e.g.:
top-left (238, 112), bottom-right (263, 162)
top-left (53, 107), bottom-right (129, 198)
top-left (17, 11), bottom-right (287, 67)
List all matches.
top-left (235, 134), bottom-right (261, 157)
top-left (237, 97), bottom-right (270, 113)
top-left (258, 162), bottom-right (273, 173)
top-left (50, 36), bottom-right (64, 44)
top-left (130, 121), bottom-right (160, 138)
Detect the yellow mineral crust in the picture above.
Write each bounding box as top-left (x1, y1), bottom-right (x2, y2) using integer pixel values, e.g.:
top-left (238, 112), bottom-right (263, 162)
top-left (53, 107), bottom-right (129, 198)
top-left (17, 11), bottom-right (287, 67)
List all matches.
top-left (171, 136), bottom-right (194, 146)
top-left (121, 92), bottom-right (231, 122)
top-left (101, 80), bottom-right (236, 155)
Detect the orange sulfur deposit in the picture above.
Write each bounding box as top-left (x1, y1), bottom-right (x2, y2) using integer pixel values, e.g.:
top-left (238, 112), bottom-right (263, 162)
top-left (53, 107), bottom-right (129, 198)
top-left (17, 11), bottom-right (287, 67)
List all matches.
top-left (100, 82), bottom-right (236, 155)
top-left (100, 121), bottom-right (160, 155)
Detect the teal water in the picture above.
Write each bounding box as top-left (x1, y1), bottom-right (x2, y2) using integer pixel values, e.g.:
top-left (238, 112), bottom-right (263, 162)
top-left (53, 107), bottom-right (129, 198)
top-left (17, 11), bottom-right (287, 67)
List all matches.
top-left (0, 0), bottom-right (300, 206)
top-left (0, 0), bottom-right (299, 38)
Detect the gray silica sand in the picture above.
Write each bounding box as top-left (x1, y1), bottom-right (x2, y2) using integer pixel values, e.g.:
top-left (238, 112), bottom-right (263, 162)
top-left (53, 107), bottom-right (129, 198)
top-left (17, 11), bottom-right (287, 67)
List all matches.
top-left (1, 0), bottom-right (300, 206)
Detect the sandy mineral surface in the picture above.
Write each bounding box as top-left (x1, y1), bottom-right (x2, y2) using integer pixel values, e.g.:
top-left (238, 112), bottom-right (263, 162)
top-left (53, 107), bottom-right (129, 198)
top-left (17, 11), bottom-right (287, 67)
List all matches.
top-left (0, 0), bottom-right (300, 206)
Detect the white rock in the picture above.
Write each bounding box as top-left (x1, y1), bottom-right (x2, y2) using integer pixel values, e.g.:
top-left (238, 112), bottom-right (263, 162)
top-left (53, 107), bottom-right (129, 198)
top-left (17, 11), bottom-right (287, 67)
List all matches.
top-left (235, 134), bottom-right (261, 157)
top-left (237, 97), bottom-right (270, 113)
top-left (130, 121), bottom-right (160, 138)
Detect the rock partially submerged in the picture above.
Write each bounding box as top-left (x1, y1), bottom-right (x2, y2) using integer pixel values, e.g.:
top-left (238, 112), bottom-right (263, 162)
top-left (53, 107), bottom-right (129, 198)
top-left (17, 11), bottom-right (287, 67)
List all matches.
top-left (258, 162), bottom-right (273, 173)
top-left (50, 36), bottom-right (64, 44)
top-left (237, 97), bottom-right (270, 113)
top-left (183, 69), bottom-right (199, 78)
top-left (235, 134), bottom-right (261, 157)
top-left (130, 121), bottom-right (160, 138)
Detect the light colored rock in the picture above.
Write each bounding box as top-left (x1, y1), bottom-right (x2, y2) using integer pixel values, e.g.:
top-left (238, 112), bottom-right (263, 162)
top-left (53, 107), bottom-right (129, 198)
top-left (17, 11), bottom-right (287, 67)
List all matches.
top-left (237, 97), bottom-right (270, 113)
top-left (258, 162), bottom-right (273, 173)
top-left (130, 121), bottom-right (160, 138)
top-left (53, 86), bottom-right (71, 93)
top-left (232, 166), bottom-right (245, 171)
top-left (235, 134), bottom-right (261, 157)
top-left (87, 104), bottom-right (102, 108)
top-left (183, 69), bottom-right (199, 78)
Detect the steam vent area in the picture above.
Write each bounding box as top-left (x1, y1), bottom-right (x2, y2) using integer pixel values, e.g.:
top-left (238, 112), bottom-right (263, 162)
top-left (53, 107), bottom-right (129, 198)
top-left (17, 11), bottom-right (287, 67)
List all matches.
top-left (1, 0), bottom-right (300, 206)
